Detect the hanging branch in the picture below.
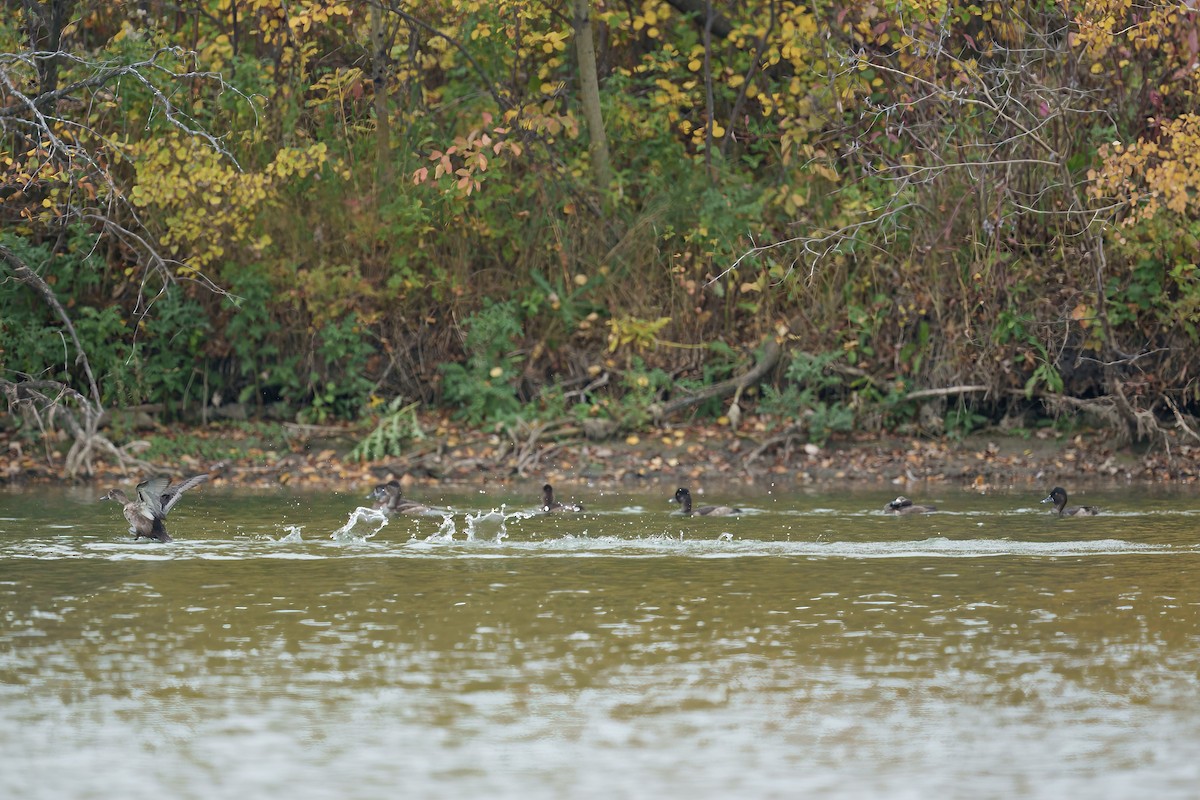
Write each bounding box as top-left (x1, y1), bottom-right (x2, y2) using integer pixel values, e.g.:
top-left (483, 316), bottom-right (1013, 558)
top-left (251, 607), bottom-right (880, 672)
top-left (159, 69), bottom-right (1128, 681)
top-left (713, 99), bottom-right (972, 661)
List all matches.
top-left (0, 37), bottom-right (255, 476)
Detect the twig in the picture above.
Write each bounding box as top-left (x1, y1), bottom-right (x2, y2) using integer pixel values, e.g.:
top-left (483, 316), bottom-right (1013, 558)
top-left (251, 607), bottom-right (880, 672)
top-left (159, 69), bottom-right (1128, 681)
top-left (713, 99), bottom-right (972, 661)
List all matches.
top-left (743, 424), bottom-right (805, 468)
top-left (904, 385), bottom-right (991, 401)
top-left (1164, 395), bottom-right (1200, 446)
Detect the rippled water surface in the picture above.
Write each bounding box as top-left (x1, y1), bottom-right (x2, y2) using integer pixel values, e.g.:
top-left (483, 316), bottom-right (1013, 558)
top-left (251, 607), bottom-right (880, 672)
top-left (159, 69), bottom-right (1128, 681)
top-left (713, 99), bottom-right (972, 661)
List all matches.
top-left (3, 483), bottom-right (1200, 799)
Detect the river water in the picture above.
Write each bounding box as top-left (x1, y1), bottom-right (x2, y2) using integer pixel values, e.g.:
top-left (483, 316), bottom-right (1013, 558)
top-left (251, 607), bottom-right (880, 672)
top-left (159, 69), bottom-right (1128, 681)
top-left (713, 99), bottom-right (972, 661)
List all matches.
top-left (2, 482), bottom-right (1199, 799)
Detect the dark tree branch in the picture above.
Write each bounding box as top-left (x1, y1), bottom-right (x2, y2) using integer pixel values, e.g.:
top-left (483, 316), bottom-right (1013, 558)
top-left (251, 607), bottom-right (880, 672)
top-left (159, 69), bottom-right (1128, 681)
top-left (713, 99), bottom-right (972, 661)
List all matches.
top-left (0, 243), bottom-right (101, 409)
top-left (722, 0), bottom-right (777, 157)
top-left (664, 0), bottom-right (732, 39)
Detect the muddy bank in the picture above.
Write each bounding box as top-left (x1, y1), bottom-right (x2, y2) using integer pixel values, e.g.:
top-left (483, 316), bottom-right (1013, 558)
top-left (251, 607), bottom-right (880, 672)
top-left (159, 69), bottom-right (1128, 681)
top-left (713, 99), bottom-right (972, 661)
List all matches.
top-left (3, 419), bottom-right (1198, 494)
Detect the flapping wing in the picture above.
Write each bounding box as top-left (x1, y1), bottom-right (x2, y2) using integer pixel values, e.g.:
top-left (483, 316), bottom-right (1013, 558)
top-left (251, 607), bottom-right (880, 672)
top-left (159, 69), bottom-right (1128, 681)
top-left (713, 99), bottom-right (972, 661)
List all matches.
top-left (135, 476), bottom-right (171, 518)
top-left (161, 473), bottom-right (211, 516)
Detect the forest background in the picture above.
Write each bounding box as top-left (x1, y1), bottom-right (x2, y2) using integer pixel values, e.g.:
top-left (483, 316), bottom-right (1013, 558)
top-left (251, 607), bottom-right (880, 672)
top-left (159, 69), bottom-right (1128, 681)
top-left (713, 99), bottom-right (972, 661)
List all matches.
top-left (2, 0), bottom-right (1200, 479)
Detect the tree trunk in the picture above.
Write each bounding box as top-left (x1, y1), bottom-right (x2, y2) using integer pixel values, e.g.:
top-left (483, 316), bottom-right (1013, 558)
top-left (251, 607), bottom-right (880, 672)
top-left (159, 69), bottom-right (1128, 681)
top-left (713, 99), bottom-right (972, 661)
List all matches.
top-left (25, 0), bottom-right (76, 108)
top-left (570, 0), bottom-right (612, 196)
top-left (369, 1), bottom-right (393, 185)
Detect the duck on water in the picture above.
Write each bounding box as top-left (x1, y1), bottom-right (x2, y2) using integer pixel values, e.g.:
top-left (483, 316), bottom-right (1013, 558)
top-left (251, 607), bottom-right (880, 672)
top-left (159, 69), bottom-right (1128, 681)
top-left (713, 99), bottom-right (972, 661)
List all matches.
top-left (102, 473), bottom-right (211, 542)
top-left (368, 480), bottom-right (435, 515)
top-left (1041, 486), bottom-right (1099, 517)
top-left (670, 487), bottom-right (741, 517)
top-left (883, 496), bottom-right (937, 515)
top-left (541, 483), bottom-right (583, 513)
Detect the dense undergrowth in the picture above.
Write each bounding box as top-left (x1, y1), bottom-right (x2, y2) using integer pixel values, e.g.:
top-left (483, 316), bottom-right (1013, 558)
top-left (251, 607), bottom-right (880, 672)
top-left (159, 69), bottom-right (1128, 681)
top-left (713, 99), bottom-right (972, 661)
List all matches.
top-left (3, 0), bottom-right (1200, 469)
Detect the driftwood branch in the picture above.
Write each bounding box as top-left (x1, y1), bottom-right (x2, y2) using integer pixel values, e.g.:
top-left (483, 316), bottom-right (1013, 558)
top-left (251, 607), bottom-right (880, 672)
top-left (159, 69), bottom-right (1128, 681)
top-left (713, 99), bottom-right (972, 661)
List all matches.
top-left (0, 246), bottom-right (162, 477)
top-left (654, 335), bottom-right (784, 421)
top-left (496, 419), bottom-right (582, 476)
top-left (1040, 391), bottom-right (1144, 447)
top-left (0, 377), bottom-right (150, 477)
top-left (743, 425), bottom-right (807, 468)
top-left (1163, 395), bottom-right (1200, 447)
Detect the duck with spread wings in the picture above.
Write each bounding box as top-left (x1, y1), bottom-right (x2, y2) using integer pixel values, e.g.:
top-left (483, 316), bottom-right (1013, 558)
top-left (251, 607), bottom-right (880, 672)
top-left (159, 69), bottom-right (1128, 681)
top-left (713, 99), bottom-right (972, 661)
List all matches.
top-left (102, 474), bottom-right (211, 542)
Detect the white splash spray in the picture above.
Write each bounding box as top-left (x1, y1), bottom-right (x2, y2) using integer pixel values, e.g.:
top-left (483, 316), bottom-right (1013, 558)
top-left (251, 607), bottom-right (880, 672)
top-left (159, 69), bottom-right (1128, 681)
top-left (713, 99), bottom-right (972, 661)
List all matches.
top-left (330, 507), bottom-right (390, 542)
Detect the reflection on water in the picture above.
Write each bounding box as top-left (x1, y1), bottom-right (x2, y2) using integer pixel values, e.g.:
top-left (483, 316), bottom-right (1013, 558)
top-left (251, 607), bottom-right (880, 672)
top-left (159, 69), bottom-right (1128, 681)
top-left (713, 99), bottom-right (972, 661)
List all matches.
top-left (2, 485), bottom-right (1200, 799)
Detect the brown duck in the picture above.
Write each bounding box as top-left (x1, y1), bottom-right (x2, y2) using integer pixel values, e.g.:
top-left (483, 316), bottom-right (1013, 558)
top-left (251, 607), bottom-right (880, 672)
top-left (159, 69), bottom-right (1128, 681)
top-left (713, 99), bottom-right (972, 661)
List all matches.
top-left (367, 480), bottom-right (432, 515)
top-left (102, 474), bottom-right (211, 542)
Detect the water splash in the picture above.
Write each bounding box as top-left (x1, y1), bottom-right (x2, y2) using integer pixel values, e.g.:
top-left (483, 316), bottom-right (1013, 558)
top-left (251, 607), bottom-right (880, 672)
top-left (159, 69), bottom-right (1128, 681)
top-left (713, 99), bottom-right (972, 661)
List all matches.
top-left (463, 506), bottom-right (508, 543)
top-left (451, 505), bottom-right (542, 543)
top-left (424, 513), bottom-right (458, 543)
top-left (331, 507), bottom-right (389, 543)
top-left (276, 526), bottom-right (305, 543)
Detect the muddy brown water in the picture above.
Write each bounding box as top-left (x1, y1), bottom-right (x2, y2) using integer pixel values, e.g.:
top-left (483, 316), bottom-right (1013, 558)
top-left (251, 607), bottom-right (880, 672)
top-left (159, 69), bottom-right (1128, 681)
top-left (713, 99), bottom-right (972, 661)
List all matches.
top-left (3, 483), bottom-right (1199, 798)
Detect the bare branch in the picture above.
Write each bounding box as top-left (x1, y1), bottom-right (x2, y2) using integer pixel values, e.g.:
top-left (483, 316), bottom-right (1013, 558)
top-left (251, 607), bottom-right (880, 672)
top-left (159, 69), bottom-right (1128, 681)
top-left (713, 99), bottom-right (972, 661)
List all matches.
top-left (905, 385), bottom-right (991, 401)
top-left (0, 37), bottom-right (252, 475)
top-left (0, 47), bottom-right (255, 166)
top-left (710, 202), bottom-right (918, 285)
top-left (0, 243), bottom-right (101, 410)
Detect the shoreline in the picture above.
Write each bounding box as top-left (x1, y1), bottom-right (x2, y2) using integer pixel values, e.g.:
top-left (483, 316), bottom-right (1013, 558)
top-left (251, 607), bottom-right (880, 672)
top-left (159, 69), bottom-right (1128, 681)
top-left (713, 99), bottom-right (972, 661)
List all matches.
top-left (3, 421), bottom-right (1198, 492)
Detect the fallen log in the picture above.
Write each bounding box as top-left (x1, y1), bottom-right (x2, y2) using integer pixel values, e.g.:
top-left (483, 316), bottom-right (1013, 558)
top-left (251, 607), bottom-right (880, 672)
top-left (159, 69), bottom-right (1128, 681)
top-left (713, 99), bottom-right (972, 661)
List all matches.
top-left (652, 330), bottom-right (786, 422)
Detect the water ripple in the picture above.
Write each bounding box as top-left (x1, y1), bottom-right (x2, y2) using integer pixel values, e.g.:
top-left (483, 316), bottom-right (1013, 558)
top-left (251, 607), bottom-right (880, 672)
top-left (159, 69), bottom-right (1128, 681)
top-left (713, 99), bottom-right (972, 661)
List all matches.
top-left (0, 534), bottom-right (1191, 562)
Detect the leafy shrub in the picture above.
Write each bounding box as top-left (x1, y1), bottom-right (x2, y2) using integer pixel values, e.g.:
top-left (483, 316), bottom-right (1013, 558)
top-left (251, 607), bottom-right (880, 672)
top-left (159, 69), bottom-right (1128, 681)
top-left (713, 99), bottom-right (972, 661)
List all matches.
top-left (0, 232), bottom-right (155, 408)
top-left (758, 352), bottom-right (855, 444)
top-left (349, 398), bottom-right (425, 461)
top-left (139, 291), bottom-right (210, 415)
top-left (439, 300), bottom-right (525, 427)
top-left (301, 313), bottom-right (377, 422)
top-left (222, 264), bottom-right (299, 409)
top-left (945, 405), bottom-right (989, 440)
top-left (615, 360), bottom-right (674, 429)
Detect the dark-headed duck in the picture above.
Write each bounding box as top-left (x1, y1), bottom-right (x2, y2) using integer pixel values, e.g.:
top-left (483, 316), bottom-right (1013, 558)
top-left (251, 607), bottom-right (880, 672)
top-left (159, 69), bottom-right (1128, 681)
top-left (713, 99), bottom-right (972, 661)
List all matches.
top-left (102, 473), bottom-right (211, 542)
top-left (368, 481), bottom-right (431, 515)
top-left (542, 483), bottom-right (583, 513)
top-left (1041, 486), bottom-right (1098, 517)
top-left (670, 487), bottom-right (741, 517)
top-left (883, 496), bottom-right (936, 515)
